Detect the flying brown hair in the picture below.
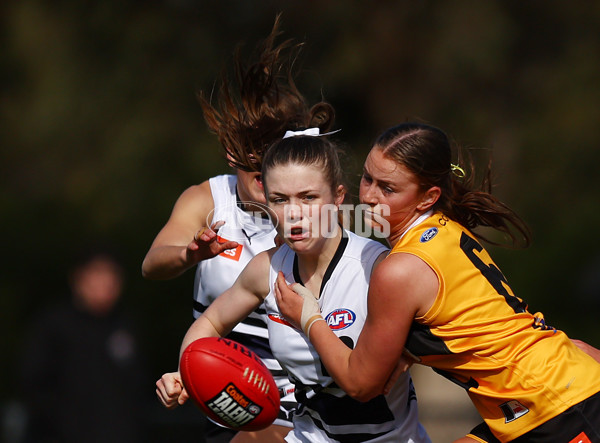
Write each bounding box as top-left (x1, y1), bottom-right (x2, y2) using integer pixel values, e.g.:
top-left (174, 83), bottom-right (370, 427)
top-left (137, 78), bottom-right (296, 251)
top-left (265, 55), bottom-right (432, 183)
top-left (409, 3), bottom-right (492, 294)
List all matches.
top-left (199, 14), bottom-right (335, 173)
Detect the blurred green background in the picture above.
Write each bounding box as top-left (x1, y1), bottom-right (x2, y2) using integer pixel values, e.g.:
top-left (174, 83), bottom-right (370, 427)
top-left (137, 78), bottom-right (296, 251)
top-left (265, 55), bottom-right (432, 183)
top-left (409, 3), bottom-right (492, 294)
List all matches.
top-left (2, 0), bottom-right (600, 440)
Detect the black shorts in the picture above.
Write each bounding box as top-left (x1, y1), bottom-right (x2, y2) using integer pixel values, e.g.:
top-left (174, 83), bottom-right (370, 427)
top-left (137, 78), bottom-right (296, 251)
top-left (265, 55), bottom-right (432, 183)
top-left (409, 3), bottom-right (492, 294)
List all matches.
top-left (468, 390), bottom-right (600, 442)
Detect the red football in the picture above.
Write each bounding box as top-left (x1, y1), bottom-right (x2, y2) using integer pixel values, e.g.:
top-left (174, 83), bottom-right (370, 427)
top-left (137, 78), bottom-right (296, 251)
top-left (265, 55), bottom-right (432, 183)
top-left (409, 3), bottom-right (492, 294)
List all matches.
top-left (180, 337), bottom-right (280, 431)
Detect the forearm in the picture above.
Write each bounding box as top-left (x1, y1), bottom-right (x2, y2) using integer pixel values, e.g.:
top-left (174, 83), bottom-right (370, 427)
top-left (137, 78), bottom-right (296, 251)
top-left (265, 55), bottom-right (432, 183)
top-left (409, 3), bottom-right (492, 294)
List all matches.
top-left (142, 245), bottom-right (192, 280)
top-left (179, 316), bottom-right (223, 362)
top-left (308, 320), bottom-right (382, 401)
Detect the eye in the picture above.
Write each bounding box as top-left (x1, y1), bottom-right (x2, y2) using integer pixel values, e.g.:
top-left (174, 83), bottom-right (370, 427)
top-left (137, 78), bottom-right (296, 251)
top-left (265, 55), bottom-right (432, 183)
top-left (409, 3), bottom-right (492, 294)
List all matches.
top-left (303, 194), bottom-right (317, 202)
top-left (269, 196), bottom-right (286, 204)
top-left (361, 174), bottom-right (372, 184)
top-left (382, 186), bottom-right (394, 195)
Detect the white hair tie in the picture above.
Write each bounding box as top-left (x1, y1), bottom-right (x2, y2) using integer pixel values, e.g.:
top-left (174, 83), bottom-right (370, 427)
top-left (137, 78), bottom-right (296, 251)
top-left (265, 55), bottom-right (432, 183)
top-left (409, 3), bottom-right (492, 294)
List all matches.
top-left (283, 128), bottom-right (341, 139)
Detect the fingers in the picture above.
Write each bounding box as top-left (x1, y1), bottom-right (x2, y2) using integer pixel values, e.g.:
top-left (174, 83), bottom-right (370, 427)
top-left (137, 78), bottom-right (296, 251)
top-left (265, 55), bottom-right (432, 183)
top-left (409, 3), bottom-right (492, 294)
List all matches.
top-left (194, 227), bottom-right (209, 242)
top-left (194, 221), bottom-right (226, 242)
top-left (275, 272), bottom-right (286, 299)
top-left (214, 240), bottom-right (239, 253)
top-left (291, 282), bottom-right (318, 300)
top-left (402, 347), bottom-right (421, 363)
top-left (156, 372), bottom-right (186, 410)
top-left (192, 221), bottom-right (238, 255)
top-left (383, 350), bottom-right (420, 395)
top-left (178, 387), bottom-right (190, 405)
top-left (383, 363), bottom-right (404, 395)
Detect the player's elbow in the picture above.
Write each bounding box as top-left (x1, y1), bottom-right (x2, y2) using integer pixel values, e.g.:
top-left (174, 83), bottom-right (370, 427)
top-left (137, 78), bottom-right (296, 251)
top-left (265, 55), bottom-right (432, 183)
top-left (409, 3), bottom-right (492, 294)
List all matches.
top-left (141, 260), bottom-right (155, 279)
top-left (347, 388), bottom-right (381, 403)
top-left (141, 260), bottom-right (166, 280)
top-left (341, 381), bottom-right (383, 402)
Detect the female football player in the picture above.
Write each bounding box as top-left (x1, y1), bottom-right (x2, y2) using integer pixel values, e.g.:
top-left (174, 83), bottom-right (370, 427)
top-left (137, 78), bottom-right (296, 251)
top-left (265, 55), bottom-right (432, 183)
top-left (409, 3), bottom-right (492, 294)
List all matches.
top-left (275, 122), bottom-right (600, 442)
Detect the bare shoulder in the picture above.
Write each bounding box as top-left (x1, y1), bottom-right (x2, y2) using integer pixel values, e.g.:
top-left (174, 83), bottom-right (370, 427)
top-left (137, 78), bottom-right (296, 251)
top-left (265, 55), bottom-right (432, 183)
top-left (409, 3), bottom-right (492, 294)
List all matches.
top-left (172, 180), bottom-right (215, 223)
top-left (370, 252), bottom-right (439, 318)
top-left (149, 180), bottom-right (215, 248)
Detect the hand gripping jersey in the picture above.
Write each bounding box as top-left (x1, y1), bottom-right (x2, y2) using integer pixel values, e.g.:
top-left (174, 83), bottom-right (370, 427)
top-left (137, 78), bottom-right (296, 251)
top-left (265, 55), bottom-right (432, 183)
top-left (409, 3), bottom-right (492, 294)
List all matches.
top-left (393, 212), bottom-right (600, 441)
top-left (193, 174), bottom-right (295, 426)
top-left (265, 230), bottom-right (431, 443)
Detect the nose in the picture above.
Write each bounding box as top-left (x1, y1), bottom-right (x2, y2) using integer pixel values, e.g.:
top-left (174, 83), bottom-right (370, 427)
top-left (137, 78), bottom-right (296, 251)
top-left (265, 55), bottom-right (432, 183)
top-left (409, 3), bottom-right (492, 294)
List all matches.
top-left (284, 203), bottom-right (302, 222)
top-left (359, 181), bottom-right (377, 206)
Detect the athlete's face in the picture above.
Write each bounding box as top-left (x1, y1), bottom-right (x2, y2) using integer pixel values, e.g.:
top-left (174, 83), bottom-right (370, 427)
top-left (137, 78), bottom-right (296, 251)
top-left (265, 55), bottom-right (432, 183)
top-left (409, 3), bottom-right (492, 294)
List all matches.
top-left (359, 147), bottom-right (440, 246)
top-left (264, 162), bottom-right (344, 254)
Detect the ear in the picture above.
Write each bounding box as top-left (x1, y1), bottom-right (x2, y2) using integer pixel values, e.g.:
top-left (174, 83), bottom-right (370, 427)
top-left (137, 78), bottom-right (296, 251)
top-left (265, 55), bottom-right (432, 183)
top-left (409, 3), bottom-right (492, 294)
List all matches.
top-left (334, 185), bottom-right (346, 207)
top-left (417, 186), bottom-right (441, 211)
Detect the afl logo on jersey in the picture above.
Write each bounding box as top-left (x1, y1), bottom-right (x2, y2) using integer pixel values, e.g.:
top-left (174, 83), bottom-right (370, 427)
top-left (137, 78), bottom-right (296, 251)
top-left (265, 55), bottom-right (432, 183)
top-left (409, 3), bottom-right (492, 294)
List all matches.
top-left (325, 309), bottom-right (356, 330)
top-left (420, 227), bottom-right (438, 243)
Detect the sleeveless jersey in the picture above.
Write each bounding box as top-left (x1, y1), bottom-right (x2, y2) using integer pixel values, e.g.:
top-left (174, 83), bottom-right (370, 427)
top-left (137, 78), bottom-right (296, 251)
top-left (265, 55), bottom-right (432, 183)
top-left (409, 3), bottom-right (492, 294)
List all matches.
top-left (265, 230), bottom-right (430, 443)
top-left (192, 175), bottom-right (295, 425)
top-left (391, 212), bottom-right (600, 441)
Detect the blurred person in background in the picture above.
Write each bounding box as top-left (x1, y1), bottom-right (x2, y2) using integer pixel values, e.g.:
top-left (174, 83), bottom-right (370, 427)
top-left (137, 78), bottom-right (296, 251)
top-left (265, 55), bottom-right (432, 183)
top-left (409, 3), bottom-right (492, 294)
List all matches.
top-left (20, 245), bottom-right (148, 443)
top-left (142, 15), bottom-right (335, 443)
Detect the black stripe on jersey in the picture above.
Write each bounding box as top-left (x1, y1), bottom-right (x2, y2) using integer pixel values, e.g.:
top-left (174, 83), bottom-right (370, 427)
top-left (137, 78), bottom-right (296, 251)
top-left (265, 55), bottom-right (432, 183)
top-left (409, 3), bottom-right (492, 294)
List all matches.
top-left (433, 368), bottom-right (479, 391)
top-left (226, 332), bottom-right (274, 359)
top-left (296, 393), bottom-right (394, 442)
top-left (299, 390), bottom-right (394, 425)
top-left (224, 334), bottom-right (288, 377)
top-left (292, 229), bottom-right (349, 297)
top-left (405, 321), bottom-right (452, 357)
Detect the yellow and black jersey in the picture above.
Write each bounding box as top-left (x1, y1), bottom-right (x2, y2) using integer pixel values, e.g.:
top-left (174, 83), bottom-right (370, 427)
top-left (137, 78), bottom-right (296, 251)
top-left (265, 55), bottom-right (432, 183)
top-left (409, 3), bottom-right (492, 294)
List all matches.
top-left (391, 212), bottom-right (600, 441)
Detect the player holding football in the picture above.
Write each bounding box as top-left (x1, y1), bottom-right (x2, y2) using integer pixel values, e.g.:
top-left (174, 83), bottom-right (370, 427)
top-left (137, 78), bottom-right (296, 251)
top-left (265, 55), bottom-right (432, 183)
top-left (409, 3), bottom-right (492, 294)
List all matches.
top-left (143, 16), bottom-right (334, 442)
top-left (275, 122), bottom-right (600, 442)
top-left (156, 132), bottom-right (431, 442)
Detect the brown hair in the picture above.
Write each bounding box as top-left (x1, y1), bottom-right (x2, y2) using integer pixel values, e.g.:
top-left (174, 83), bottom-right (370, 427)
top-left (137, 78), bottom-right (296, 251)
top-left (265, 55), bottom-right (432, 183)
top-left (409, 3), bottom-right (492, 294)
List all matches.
top-left (262, 135), bottom-right (345, 196)
top-left (374, 122), bottom-right (531, 247)
top-left (199, 14), bottom-right (334, 173)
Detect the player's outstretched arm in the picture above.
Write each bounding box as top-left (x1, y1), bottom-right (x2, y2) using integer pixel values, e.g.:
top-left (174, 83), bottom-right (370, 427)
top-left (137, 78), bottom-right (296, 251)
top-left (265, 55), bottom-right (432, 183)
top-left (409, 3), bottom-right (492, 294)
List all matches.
top-left (156, 251), bottom-right (272, 410)
top-left (179, 250), bottom-right (272, 357)
top-left (142, 181), bottom-right (238, 280)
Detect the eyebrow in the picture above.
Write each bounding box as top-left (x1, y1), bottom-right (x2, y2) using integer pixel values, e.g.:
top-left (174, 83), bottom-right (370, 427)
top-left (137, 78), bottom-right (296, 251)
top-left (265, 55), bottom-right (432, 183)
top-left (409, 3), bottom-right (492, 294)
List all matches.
top-left (269, 189), bottom-right (318, 197)
top-left (363, 168), bottom-right (394, 188)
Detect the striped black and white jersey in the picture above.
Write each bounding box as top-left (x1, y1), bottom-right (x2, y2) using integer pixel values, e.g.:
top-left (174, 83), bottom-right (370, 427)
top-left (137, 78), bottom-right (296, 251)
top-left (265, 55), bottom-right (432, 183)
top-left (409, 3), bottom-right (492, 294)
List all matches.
top-left (193, 174), bottom-right (295, 426)
top-left (265, 230), bottom-right (431, 442)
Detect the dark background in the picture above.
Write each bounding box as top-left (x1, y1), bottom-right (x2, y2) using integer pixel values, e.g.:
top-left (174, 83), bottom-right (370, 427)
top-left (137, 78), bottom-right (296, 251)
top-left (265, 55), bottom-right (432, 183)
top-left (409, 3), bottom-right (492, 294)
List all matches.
top-left (2, 0), bottom-right (599, 440)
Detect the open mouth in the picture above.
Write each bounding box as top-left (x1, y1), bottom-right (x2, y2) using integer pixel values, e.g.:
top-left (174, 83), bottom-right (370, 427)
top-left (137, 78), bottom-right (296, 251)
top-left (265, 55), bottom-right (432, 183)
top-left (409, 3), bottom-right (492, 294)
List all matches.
top-left (287, 226), bottom-right (308, 241)
top-left (255, 174), bottom-right (263, 190)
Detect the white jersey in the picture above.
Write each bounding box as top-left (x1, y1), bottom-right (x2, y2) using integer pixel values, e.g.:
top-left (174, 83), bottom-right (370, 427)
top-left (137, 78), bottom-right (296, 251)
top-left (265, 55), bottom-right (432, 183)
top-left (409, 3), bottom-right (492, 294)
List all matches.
top-left (193, 174), bottom-right (295, 426)
top-left (265, 231), bottom-right (430, 443)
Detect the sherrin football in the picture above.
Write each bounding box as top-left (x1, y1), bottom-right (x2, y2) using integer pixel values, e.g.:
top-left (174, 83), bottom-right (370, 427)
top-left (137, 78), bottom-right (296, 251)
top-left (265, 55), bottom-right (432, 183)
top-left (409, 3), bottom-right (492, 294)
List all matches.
top-left (180, 337), bottom-right (280, 431)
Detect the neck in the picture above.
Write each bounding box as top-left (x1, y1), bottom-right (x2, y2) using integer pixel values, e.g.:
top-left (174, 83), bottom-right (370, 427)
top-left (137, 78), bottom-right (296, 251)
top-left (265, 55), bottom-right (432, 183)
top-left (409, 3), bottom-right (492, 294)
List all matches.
top-left (296, 228), bottom-right (342, 294)
top-left (387, 210), bottom-right (433, 248)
